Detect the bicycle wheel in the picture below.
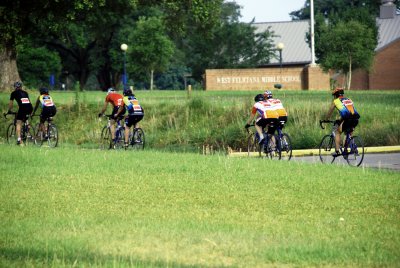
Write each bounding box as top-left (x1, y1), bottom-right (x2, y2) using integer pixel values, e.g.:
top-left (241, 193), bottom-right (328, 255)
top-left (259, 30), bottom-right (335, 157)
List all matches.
top-left (100, 126), bottom-right (112, 149)
top-left (114, 128), bottom-right (125, 149)
top-left (129, 128), bottom-right (145, 150)
top-left (6, 123), bottom-right (16, 144)
top-left (47, 124), bottom-right (58, 147)
top-left (247, 133), bottom-right (260, 157)
top-left (279, 133), bottom-right (292, 161)
top-left (319, 134), bottom-right (336, 164)
top-left (345, 136), bottom-right (364, 167)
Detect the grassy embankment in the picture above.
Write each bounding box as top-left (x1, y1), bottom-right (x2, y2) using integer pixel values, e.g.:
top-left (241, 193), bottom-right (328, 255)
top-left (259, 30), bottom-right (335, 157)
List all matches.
top-left (1, 90), bottom-right (399, 151)
top-left (0, 145), bottom-right (399, 267)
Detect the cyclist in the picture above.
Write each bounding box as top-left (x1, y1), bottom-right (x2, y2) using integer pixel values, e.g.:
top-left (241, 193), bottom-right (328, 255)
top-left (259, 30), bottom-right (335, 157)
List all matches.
top-left (32, 87), bottom-right (57, 139)
top-left (7, 81), bottom-right (33, 145)
top-left (324, 87), bottom-right (360, 156)
top-left (245, 94), bottom-right (279, 145)
top-left (98, 87), bottom-right (125, 142)
top-left (114, 88), bottom-right (144, 148)
top-left (264, 90), bottom-right (288, 133)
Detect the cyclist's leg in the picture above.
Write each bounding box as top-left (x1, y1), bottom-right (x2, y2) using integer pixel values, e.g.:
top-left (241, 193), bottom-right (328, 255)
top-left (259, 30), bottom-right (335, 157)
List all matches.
top-left (15, 110), bottom-right (27, 143)
top-left (334, 120), bottom-right (343, 153)
top-left (124, 116), bottom-right (133, 145)
top-left (254, 119), bottom-right (266, 143)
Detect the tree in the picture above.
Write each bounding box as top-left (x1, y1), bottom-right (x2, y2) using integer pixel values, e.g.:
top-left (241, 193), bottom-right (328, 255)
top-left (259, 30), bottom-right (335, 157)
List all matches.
top-left (17, 45), bottom-right (62, 89)
top-left (124, 16), bottom-right (175, 90)
top-left (318, 20), bottom-right (376, 89)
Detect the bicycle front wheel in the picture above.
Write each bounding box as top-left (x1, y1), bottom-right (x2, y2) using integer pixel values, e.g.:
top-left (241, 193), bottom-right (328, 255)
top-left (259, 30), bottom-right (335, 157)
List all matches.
top-left (100, 126), bottom-right (112, 150)
top-left (279, 133), bottom-right (292, 161)
top-left (47, 124), bottom-right (58, 147)
top-left (6, 123), bottom-right (16, 144)
top-left (129, 128), bottom-right (145, 150)
top-left (34, 123), bottom-right (44, 147)
top-left (319, 134), bottom-right (336, 164)
top-left (25, 124), bottom-right (36, 146)
top-left (345, 136), bottom-right (364, 167)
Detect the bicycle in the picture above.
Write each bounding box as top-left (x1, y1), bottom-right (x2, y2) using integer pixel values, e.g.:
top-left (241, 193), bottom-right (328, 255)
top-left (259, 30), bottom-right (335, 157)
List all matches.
top-left (246, 124), bottom-right (280, 159)
top-left (319, 120), bottom-right (364, 167)
top-left (33, 115), bottom-right (58, 147)
top-left (100, 115), bottom-right (125, 149)
top-left (3, 111), bottom-right (36, 145)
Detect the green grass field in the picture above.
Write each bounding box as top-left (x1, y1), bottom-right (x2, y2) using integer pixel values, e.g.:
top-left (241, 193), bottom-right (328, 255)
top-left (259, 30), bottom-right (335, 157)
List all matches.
top-left (1, 145), bottom-right (399, 267)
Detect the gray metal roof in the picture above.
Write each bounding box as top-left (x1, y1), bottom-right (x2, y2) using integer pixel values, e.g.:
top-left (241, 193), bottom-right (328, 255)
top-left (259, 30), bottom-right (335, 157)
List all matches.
top-left (253, 15), bottom-right (400, 64)
top-left (376, 15), bottom-right (400, 51)
top-left (253, 20), bottom-right (312, 65)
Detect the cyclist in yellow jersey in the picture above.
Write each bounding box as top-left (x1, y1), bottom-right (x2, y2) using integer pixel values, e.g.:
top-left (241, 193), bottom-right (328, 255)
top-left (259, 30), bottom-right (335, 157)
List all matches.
top-left (245, 94), bottom-right (279, 144)
top-left (32, 87), bottom-right (57, 138)
top-left (114, 89), bottom-right (144, 148)
top-left (325, 88), bottom-right (360, 156)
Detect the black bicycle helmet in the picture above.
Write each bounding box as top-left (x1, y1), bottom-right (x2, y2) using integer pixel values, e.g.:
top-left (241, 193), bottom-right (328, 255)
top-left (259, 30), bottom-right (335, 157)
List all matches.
top-left (14, 81), bottom-right (22, 89)
top-left (40, 87), bottom-right (49, 95)
top-left (254, 94), bottom-right (264, 102)
top-left (123, 88), bottom-right (134, 96)
top-left (332, 87), bottom-right (344, 97)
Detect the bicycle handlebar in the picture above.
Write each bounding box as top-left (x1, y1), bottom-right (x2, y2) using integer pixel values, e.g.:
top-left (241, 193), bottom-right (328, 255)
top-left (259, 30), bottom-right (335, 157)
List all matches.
top-left (319, 120), bottom-right (335, 129)
top-left (3, 111), bottom-right (16, 119)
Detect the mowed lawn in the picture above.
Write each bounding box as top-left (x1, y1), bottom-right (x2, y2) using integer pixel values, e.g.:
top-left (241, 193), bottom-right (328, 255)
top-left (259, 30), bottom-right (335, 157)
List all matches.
top-left (0, 145), bottom-right (399, 267)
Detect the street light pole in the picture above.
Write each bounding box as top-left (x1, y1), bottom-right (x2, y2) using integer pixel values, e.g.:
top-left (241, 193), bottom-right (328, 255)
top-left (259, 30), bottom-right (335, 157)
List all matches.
top-left (276, 42), bottom-right (284, 70)
top-left (120, 43), bottom-right (128, 88)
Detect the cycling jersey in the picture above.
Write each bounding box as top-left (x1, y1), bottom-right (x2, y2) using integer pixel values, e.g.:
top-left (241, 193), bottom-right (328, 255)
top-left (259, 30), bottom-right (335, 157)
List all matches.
top-left (251, 100), bottom-right (279, 120)
top-left (39, 94), bottom-right (55, 108)
top-left (123, 96), bottom-right (144, 116)
top-left (10, 89), bottom-right (33, 121)
top-left (106, 93), bottom-right (123, 107)
top-left (10, 89), bottom-right (33, 109)
top-left (333, 96), bottom-right (360, 119)
top-left (268, 98), bottom-right (287, 117)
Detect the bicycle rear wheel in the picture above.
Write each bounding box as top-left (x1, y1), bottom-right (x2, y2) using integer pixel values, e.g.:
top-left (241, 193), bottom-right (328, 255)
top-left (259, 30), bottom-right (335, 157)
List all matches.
top-left (247, 133), bottom-right (260, 157)
top-left (319, 134), bottom-right (336, 164)
top-left (345, 136), bottom-right (364, 167)
top-left (261, 134), bottom-right (279, 159)
top-left (46, 124), bottom-right (58, 147)
top-left (6, 123), bottom-right (16, 144)
top-left (279, 133), bottom-right (292, 161)
top-left (100, 126), bottom-right (112, 149)
top-left (129, 128), bottom-right (145, 150)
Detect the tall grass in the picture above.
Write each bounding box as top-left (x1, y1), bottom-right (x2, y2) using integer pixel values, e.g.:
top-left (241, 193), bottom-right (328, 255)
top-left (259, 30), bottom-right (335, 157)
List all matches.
top-left (0, 145), bottom-right (399, 267)
top-left (1, 90), bottom-right (399, 151)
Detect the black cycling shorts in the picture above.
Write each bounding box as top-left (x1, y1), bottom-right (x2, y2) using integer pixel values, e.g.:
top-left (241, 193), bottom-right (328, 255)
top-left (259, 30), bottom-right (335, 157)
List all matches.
top-left (17, 106), bottom-right (33, 121)
top-left (256, 118), bottom-right (279, 134)
top-left (342, 118), bottom-right (359, 133)
top-left (112, 106), bottom-right (125, 120)
top-left (40, 106), bottom-right (57, 122)
top-left (125, 114), bottom-right (144, 128)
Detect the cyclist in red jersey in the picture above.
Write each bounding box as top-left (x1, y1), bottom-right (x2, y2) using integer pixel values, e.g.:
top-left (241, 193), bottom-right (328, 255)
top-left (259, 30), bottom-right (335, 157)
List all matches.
top-left (7, 82), bottom-right (33, 145)
top-left (98, 87), bottom-right (125, 142)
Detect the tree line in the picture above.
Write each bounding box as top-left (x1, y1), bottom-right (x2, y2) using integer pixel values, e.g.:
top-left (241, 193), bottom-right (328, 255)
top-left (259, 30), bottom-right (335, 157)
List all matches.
top-left (1, 0), bottom-right (395, 91)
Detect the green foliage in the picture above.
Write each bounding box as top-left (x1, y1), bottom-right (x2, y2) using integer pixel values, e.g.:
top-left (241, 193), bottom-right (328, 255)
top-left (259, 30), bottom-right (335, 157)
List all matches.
top-left (318, 20), bottom-right (375, 73)
top-left (17, 45), bottom-right (62, 88)
top-left (126, 16), bottom-right (175, 87)
top-left (0, 146), bottom-right (399, 267)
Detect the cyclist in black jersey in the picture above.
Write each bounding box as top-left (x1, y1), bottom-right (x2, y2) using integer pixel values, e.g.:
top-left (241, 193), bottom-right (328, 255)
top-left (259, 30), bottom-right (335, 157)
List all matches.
top-left (7, 82), bottom-right (33, 145)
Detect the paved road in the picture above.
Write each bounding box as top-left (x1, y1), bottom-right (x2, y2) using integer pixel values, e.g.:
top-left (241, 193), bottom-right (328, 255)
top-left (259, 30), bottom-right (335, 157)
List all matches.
top-left (292, 153), bottom-right (400, 171)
